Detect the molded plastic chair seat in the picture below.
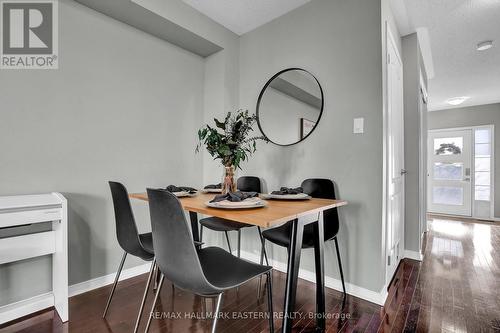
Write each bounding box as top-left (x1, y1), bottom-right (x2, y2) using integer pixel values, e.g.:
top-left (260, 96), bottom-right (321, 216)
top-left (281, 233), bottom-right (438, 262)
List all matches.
top-left (138, 233), bottom-right (154, 255)
top-left (198, 247), bottom-right (271, 291)
top-left (199, 217), bottom-right (251, 232)
top-left (104, 181), bottom-right (156, 327)
top-left (262, 223), bottom-right (318, 249)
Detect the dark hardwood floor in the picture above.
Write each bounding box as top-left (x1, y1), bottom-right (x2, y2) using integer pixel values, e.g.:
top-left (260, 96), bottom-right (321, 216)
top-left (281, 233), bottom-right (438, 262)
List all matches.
top-left (1, 216), bottom-right (499, 332)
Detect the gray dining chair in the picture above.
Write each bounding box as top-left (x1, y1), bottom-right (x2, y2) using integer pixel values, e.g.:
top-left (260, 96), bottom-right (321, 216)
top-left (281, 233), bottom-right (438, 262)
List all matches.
top-left (104, 182), bottom-right (155, 318)
top-left (261, 178), bottom-right (346, 295)
top-left (138, 188), bottom-right (274, 333)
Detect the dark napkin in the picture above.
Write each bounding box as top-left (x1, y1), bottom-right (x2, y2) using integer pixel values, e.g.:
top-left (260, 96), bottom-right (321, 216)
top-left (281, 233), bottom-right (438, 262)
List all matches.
top-left (204, 183), bottom-right (222, 189)
top-left (165, 185), bottom-right (197, 194)
top-left (210, 191), bottom-right (258, 203)
top-left (271, 187), bottom-right (304, 195)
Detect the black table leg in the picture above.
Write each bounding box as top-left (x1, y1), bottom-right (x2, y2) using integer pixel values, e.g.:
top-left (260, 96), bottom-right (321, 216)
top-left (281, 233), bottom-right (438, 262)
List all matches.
top-left (189, 211), bottom-right (201, 249)
top-left (313, 212), bottom-right (326, 331)
top-left (282, 218), bottom-right (304, 333)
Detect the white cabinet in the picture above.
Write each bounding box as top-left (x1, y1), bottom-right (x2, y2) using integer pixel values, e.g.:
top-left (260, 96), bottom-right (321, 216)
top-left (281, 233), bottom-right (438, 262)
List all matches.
top-left (0, 193), bottom-right (68, 324)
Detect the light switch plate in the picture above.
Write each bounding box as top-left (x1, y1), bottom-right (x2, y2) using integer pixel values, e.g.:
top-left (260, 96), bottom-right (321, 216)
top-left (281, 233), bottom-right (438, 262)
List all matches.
top-left (353, 118), bottom-right (364, 134)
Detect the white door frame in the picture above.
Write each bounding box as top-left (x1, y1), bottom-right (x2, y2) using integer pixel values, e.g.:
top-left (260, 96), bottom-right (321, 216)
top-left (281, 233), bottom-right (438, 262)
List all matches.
top-left (382, 22), bottom-right (405, 286)
top-left (428, 125), bottom-right (495, 220)
top-left (418, 82), bottom-right (428, 251)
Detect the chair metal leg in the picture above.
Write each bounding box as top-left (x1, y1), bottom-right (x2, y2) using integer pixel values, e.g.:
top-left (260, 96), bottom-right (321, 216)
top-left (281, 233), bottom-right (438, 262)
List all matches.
top-left (334, 237), bottom-right (346, 296)
top-left (153, 263), bottom-right (158, 291)
top-left (102, 251), bottom-right (127, 318)
top-left (224, 231), bottom-right (232, 254)
top-left (237, 229), bottom-right (241, 258)
top-left (133, 259), bottom-right (156, 333)
top-left (144, 274), bottom-right (165, 333)
top-left (201, 297), bottom-right (207, 314)
top-left (200, 225), bottom-right (204, 243)
top-left (211, 293), bottom-right (223, 333)
top-left (257, 227), bottom-right (269, 265)
top-left (266, 271), bottom-right (274, 332)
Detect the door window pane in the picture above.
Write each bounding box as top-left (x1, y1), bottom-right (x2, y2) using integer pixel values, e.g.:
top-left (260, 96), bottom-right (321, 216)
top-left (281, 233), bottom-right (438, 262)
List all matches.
top-left (433, 186), bottom-right (463, 205)
top-left (475, 186), bottom-right (490, 201)
top-left (475, 143), bottom-right (491, 157)
top-left (475, 129), bottom-right (490, 144)
top-left (434, 137), bottom-right (463, 155)
top-left (475, 157), bottom-right (490, 172)
top-left (475, 172), bottom-right (490, 186)
top-left (433, 162), bottom-right (463, 180)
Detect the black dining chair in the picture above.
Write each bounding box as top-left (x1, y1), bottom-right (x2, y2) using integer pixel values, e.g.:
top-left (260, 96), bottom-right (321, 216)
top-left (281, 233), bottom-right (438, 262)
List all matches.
top-left (103, 182), bottom-right (156, 319)
top-left (140, 188), bottom-right (274, 333)
top-left (199, 176), bottom-right (268, 263)
top-left (261, 178), bottom-right (346, 295)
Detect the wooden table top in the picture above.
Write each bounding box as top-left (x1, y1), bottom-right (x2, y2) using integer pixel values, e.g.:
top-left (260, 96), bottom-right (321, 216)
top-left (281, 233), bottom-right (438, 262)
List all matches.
top-left (129, 192), bottom-right (347, 228)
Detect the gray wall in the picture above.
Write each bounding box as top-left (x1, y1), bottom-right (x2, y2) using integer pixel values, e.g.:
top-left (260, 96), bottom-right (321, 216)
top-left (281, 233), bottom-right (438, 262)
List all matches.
top-left (402, 33), bottom-right (428, 253)
top-left (0, 0), bottom-right (205, 305)
top-left (1, 0), bottom-right (393, 307)
top-left (428, 103), bottom-right (500, 217)
top-left (206, 0), bottom-right (386, 292)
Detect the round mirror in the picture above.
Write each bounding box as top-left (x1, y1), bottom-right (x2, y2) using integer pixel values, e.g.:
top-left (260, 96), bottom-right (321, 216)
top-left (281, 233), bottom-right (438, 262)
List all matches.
top-left (256, 68), bottom-right (324, 146)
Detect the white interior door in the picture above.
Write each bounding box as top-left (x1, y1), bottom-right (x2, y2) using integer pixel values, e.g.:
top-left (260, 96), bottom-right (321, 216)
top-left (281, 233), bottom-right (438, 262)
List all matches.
top-left (428, 129), bottom-right (472, 216)
top-left (386, 30), bottom-right (405, 280)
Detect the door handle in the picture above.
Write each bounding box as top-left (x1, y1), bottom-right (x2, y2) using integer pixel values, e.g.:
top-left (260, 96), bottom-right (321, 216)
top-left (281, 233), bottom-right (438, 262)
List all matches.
top-left (400, 169), bottom-right (407, 175)
top-left (463, 178), bottom-right (471, 182)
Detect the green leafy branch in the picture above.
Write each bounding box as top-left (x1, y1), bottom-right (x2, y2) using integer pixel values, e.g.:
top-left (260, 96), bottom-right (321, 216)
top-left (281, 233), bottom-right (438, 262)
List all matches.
top-left (196, 109), bottom-right (268, 169)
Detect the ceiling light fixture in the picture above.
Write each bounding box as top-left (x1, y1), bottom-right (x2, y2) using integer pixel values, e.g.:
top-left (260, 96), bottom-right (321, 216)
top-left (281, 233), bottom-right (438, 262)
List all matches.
top-left (446, 96), bottom-right (470, 106)
top-left (477, 40), bottom-right (493, 51)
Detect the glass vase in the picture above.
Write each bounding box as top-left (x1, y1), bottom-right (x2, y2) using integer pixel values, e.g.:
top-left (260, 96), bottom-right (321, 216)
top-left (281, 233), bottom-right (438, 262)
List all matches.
top-left (222, 165), bottom-right (237, 194)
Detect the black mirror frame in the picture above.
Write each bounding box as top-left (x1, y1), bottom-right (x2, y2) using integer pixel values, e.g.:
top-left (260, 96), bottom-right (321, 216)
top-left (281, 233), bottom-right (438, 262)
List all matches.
top-left (256, 68), bottom-right (324, 147)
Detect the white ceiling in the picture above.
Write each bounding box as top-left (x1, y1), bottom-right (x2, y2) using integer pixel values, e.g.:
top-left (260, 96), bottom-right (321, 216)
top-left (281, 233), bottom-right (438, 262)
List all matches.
top-left (182, 0), bottom-right (311, 35)
top-left (397, 0), bottom-right (500, 111)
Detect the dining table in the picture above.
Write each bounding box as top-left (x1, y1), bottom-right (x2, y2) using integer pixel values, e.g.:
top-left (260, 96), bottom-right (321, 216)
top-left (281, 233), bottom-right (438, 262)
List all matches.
top-left (129, 192), bottom-right (348, 333)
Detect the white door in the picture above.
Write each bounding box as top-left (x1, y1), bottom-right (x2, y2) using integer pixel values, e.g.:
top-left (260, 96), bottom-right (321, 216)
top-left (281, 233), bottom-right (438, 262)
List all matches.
top-left (428, 129), bottom-right (472, 216)
top-left (386, 30), bottom-right (405, 280)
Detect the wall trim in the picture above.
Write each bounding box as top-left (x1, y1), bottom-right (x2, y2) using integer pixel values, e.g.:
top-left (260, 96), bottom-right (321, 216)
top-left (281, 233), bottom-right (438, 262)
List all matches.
top-left (0, 292), bottom-right (54, 325)
top-left (238, 250), bottom-right (388, 306)
top-left (69, 262), bottom-right (151, 297)
top-left (2, 251), bottom-right (392, 325)
top-left (0, 263), bottom-right (151, 325)
top-left (404, 250), bottom-right (423, 261)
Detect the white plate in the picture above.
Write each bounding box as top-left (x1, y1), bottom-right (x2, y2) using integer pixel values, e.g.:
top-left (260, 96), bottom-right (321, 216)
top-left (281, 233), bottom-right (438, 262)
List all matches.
top-left (261, 193), bottom-right (311, 200)
top-left (173, 191), bottom-right (197, 198)
top-left (205, 197), bottom-right (266, 209)
top-left (201, 188), bottom-right (222, 193)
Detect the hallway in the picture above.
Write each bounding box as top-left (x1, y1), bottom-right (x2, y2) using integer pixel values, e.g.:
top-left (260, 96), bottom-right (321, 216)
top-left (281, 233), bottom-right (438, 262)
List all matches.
top-left (400, 216), bottom-right (500, 332)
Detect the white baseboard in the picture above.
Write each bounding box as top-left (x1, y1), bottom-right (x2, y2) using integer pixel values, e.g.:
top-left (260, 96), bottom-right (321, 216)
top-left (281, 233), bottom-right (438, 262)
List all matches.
top-left (0, 292), bottom-right (54, 324)
top-left (0, 262), bottom-right (151, 325)
top-left (404, 250), bottom-right (423, 261)
top-left (2, 249), bottom-right (393, 325)
top-left (238, 250), bottom-right (388, 306)
top-left (69, 262), bottom-right (151, 297)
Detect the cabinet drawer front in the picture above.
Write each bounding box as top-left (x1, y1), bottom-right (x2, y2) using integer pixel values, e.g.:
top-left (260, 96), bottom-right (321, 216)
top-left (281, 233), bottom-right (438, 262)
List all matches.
top-left (0, 231), bottom-right (56, 264)
top-left (0, 207), bottom-right (62, 228)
